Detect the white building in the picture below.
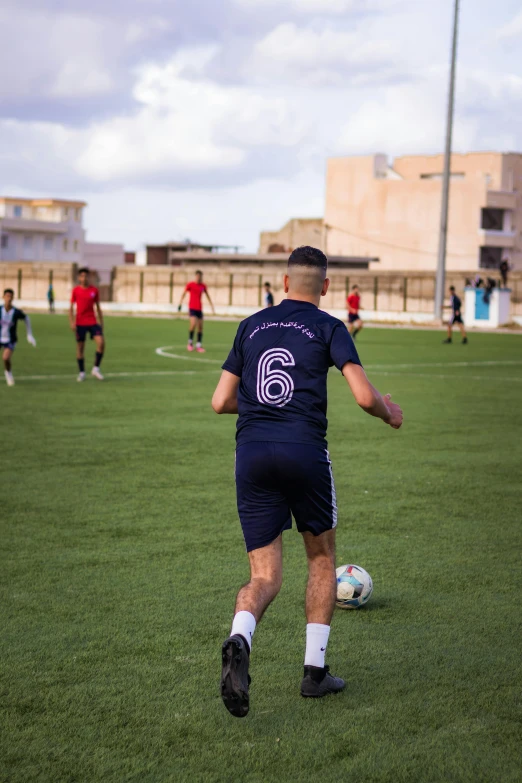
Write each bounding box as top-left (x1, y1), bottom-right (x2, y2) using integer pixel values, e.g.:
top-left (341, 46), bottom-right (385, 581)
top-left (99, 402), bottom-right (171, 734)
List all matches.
top-left (0, 197), bottom-right (86, 264)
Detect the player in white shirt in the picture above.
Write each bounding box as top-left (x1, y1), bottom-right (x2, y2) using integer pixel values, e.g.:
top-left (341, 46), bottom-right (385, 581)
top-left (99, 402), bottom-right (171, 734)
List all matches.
top-left (1, 288), bottom-right (36, 386)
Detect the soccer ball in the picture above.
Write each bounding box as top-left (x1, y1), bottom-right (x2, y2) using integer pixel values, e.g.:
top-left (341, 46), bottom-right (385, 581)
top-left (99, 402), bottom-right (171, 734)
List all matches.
top-left (336, 564), bottom-right (373, 609)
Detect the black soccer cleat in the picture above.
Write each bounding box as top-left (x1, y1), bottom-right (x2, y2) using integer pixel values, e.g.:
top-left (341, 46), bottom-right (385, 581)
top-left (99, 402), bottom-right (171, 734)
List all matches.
top-left (442, 338), bottom-right (452, 344)
top-left (300, 665), bottom-right (345, 698)
top-left (221, 634), bottom-right (251, 718)
top-left (462, 337), bottom-right (468, 344)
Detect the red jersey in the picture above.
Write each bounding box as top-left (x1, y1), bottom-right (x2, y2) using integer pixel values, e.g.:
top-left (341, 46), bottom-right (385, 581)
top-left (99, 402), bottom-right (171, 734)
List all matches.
top-left (347, 293), bottom-right (360, 314)
top-left (185, 281), bottom-right (207, 311)
top-left (71, 286), bottom-right (99, 326)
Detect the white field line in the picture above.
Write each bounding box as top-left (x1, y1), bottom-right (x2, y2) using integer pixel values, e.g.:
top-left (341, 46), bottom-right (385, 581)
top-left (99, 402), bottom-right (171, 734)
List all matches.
top-left (365, 360), bottom-right (522, 370)
top-left (13, 370), bottom-right (215, 382)
top-left (370, 371), bottom-right (522, 382)
top-left (155, 345), bottom-right (222, 364)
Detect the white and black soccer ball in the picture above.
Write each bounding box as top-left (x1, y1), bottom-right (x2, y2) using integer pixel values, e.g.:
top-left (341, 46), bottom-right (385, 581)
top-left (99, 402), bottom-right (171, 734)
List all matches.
top-left (336, 564), bottom-right (373, 609)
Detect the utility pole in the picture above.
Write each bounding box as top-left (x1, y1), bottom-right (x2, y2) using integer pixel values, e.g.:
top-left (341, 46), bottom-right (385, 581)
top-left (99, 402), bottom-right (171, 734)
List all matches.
top-left (434, 0), bottom-right (460, 319)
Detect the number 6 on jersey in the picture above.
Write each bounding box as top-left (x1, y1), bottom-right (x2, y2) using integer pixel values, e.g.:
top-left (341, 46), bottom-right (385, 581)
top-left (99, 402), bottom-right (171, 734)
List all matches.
top-left (256, 348), bottom-right (295, 407)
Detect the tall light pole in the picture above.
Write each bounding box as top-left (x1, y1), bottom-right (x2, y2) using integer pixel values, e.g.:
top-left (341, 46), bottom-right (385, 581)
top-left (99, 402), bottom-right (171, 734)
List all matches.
top-left (434, 0), bottom-right (460, 319)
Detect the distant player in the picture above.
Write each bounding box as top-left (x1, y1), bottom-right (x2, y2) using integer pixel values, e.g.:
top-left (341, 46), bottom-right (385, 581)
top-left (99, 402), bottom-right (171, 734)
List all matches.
top-left (347, 284), bottom-right (363, 339)
top-left (69, 267), bottom-right (105, 382)
top-left (1, 288), bottom-right (37, 386)
top-left (443, 285), bottom-right (468, 344)
top-left (47, 283), bottom-right (55, 313)
top-left (178, 270), bottom-right (215, 353)
top-left (264, 282), bottom-right (274, 308)
top-left (212, 246), bottom-right (403, 717)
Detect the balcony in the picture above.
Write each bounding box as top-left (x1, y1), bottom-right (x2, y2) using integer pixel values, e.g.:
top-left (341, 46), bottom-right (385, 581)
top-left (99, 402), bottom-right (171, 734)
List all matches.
top-left (478, 229), bottom-right (516, 248)
top-left (0, 217), bottom-right (68, 233)
top-left (486, 190), bottom-right (517, 211)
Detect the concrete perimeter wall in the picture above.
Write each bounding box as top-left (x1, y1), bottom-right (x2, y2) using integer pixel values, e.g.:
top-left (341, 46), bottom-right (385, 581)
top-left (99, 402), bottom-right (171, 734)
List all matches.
top-left (2, 261), bottom-right (522, 321)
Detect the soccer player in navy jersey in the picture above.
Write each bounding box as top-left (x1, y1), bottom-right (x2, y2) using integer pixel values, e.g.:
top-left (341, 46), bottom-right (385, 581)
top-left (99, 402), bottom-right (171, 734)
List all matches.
top-left (1, 288), bottom-right (36, 386)
top-left (212, 246), bottom-right (403, 717)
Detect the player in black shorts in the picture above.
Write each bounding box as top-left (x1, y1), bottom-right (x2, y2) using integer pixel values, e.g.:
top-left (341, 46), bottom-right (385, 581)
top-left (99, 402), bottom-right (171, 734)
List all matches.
top-left (212, 246), bottom-right (403, 717)
top-left (443, 286), bottom-right (468, 344)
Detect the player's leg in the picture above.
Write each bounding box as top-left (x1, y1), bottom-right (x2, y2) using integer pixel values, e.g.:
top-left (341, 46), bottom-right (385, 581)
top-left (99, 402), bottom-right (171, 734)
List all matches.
top-left (195, 315), bottom-right (205, 353)
top-left (443, 318), bottom-right (453, 343)
top-left (287, 445), bottom-right (345, 697)
top-left (221, 536), bottom-right (283, 718)
top-left (3, 347), bottom-right (14, 386)
top-left (459, 321), bottom-right (468, 343)
top-left (91, 331), bottom-right (105, 380)
top-left (76, 336), bottom-right (86, 381)
top-left (352, 317), bottom-right (363, 340)
top-left (187, 314), bottom-right (197, 351)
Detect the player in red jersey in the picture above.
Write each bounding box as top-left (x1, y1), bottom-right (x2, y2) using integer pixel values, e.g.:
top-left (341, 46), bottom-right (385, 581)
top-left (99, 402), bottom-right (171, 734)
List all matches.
top-left (69, 267), bottom-right (105, 382)
top-left (347, 284), bottom-right (363, 340)
top-left (178, 270), bottom-right (215, 353)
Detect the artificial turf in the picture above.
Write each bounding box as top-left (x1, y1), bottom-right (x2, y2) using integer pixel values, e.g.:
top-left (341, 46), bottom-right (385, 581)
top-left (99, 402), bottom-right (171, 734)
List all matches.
top-left (1, 314), bottom-right (521, 783)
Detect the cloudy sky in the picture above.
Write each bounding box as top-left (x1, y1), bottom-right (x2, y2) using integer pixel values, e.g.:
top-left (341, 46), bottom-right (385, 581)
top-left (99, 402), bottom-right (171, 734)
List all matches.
top-left (1, 0), bottom-right (521, 250)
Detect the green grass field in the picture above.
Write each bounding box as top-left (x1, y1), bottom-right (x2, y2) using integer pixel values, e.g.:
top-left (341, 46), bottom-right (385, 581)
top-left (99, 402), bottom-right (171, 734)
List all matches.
top-left (1, 314), bottom-right (521, 783)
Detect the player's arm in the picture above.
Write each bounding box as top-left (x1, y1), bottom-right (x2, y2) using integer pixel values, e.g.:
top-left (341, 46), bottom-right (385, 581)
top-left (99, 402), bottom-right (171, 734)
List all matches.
top-left (212, 370), bottom-right (240, 414)
top-left (342, 363), bottom-right (403, 429)
top-left (23, 314), bottom-right (36, 346)
top-left (95, 300), bottom-right (104, 329)
top-left (204, 288), bottom-right (215, 314)
top-left (178, 285), bottom-right (188, 311)
top-left (69, 298), bottom-right (76, 331)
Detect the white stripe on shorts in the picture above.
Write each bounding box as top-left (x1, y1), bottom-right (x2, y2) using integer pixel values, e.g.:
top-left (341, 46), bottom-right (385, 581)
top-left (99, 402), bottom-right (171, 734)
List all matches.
top-left (325, 449), bottom-right (338, 528)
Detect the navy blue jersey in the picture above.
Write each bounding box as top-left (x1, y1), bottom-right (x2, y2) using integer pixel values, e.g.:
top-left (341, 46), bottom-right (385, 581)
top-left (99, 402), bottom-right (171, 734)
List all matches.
top-left (451, 294), bottom-right (462, 314)
top-left (0, 306), bottom-right (26, 345)
top-left (222, 298), bottom-right (361, 446)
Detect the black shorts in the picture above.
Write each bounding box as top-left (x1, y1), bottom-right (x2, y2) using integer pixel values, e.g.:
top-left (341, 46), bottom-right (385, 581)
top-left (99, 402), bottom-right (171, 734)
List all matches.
top-left (450, 314), bottom-right (463, 325)
top-left (189, 309), bottom-right (203, 319)
top-left (235, 442), bottom-right (337, 552)
top-left (348, 313), bottom-right (361, 324)
top-left (76, 324), bottom-right (103, 342)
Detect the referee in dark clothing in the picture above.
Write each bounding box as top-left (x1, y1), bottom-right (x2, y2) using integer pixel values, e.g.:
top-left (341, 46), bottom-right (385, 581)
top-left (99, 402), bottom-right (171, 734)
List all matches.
top-left (443, 286), bottom-right (468, 344)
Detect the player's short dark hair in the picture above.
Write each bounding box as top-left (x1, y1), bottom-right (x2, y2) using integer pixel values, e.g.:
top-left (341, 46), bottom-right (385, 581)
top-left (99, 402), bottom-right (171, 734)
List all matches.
top-left (449, 285), bottom-right (455, 291)
top-left (264, 282), bottom-right (271, 287)
top-left (3, 288), bottom-right (14, 295)
top-left (352, 284), bottom-right (359, 290)
top-left (195, 269), bottom-right (203, 275)
top-left (288, 246), bottom-right (327, 270)
top-left (78, 267), bottom-right (89, 274)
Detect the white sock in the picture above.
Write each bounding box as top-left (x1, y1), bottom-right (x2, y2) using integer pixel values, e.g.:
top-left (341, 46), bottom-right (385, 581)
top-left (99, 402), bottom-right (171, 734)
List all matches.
top-left (196, 342), bottom-right (201, 348)
top-left (304, 623), bottom-right (330, 668)
top-left (231, 611), bottom-right (256, 652)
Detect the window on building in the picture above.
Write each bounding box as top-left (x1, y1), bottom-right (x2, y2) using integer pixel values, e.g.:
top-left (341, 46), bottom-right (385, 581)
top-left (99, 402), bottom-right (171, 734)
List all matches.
top-left (63, 207), bottom-right (70, 219)
top-left (420, 172), bottom-right (465, 180)
top-left (75, 208), bottom-right (81, 221)
top-left (63, 239), bottom-right (68, 252)
top-left (479, 246), bottom-right (502, 269)
top-left (23, 236), bottom-right (33, 259)
top-left (73, 240), bottom-right (79, 252)
top-left (1, 234), bottom-right (8, 249)
top-left (481, 208), bottom-right (505, 231)
top-left (13, 205), bottom-right (22, 217)
top-left (44, 237), bottom-right (54, 255)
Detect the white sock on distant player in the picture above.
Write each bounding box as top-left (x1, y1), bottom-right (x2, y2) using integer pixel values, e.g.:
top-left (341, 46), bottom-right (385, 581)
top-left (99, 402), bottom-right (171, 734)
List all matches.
top-left (304, 623), bottom-right (330, 668)
top-left (231, 611), bottom-right (256, 652)
top-left (196, 342), bottom-right (201, 348)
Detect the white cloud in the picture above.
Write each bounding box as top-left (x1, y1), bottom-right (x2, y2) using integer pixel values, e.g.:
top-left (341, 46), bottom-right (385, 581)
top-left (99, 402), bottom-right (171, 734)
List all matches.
top-left (233, 0), bottom-right (395, 12)
top-left (496, 10), bottom-right (522, 41)
top-left (248, 22), bottom-right (401, 86)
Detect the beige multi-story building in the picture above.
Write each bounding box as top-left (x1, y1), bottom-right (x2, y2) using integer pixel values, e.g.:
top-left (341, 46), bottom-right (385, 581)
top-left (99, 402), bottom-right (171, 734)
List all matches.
top-left (261, 152), bottom-right (522, 273)
top-left (0, 197), bottom-right (86, 264)
top-left (259, 218), bottom-right (325, 254)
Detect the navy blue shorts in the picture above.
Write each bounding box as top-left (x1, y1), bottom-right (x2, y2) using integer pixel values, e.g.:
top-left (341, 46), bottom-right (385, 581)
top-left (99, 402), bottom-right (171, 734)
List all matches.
top-left (450, 314), bottom-right (463, 324)
top-left (235, 442), bottom-right (338, 552)
top-left (348, 313), bottom-right (361, 324)
top-left (76, 324), bottom-right (103, 342)
top-left (0, 341), bottom-right (16, 352)
top-left (189, 309), bottom-right (203, 319)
